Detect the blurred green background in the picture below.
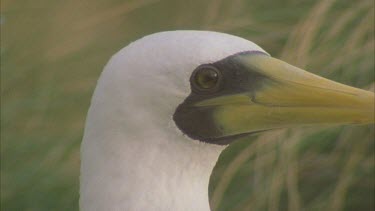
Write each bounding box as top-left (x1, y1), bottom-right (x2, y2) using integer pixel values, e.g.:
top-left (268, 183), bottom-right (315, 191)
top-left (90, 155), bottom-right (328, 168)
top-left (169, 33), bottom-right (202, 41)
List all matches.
top-left (1, 0), bottom-right (374, 210)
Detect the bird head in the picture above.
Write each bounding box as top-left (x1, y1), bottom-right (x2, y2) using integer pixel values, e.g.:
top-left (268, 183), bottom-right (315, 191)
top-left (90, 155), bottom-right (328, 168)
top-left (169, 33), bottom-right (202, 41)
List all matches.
top-left (91, 31), bottom-right (374, 146)
top-left (80, 30), bottom-right (374, 211)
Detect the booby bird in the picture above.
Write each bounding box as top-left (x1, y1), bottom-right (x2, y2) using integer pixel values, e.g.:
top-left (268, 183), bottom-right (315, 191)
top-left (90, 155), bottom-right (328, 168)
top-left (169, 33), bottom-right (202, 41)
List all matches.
top-left (80, 31), bottom-right (374, 211)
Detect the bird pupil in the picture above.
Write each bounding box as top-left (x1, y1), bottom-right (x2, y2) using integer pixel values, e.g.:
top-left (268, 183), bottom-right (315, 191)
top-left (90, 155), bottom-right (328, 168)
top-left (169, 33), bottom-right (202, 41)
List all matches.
top-left (196, 68), bottom-right (218, 89)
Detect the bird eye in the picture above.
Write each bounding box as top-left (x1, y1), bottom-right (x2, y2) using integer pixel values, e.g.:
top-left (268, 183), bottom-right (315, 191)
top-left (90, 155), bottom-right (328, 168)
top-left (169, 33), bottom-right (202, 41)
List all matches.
top-left (191, 65), bottom-right (221, 93)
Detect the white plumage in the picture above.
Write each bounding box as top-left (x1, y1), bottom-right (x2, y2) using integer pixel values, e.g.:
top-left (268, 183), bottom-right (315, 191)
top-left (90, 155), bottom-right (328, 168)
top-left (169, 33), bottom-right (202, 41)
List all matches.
top-left (80, 31), bottom-right (267, 210)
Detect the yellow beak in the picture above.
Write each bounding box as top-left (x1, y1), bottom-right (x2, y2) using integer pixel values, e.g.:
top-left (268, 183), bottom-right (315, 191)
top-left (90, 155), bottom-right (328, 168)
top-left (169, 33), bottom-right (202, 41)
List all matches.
top-left (196, 53), bottom-right (374, 137)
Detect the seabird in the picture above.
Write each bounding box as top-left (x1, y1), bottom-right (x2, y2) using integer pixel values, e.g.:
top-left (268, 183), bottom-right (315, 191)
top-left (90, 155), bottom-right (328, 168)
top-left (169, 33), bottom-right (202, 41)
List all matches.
top-left (80, 31), bottom-right (374, 211)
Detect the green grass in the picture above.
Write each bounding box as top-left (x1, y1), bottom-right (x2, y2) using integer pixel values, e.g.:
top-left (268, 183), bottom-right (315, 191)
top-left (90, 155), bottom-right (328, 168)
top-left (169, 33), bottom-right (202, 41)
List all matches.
top-left (1, 0), bottom-right (374, 210)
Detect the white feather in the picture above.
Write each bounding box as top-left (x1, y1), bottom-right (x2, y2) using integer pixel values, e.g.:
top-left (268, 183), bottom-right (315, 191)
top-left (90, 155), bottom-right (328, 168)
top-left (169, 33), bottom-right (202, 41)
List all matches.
top-left (80, 31), bottom-right (267, 211)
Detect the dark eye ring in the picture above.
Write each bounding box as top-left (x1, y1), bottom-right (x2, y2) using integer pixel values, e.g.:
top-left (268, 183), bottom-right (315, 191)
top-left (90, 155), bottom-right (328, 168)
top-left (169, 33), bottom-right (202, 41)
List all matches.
top-left (191, 65), bottom-right (222, 93)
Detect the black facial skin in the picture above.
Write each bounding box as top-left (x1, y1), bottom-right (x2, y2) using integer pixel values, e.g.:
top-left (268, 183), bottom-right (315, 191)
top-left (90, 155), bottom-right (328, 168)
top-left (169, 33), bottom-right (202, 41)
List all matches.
top-left (173, 51), bottom-right (270, 145)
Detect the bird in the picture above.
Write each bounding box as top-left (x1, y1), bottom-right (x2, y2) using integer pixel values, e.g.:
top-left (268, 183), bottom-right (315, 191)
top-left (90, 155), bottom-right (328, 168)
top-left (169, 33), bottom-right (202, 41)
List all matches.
top-left (80, 31), bottom-right (374, 211)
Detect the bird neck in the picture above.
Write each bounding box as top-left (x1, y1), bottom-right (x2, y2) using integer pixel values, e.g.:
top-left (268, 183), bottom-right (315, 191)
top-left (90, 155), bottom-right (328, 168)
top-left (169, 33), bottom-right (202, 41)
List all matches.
top-left (129, 134), bottom-right (225, 210)
top-left (80, 114), bottom-right (225, 210)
